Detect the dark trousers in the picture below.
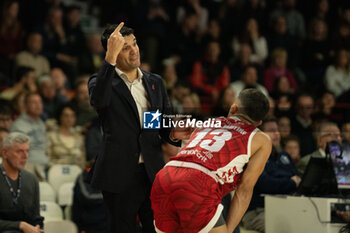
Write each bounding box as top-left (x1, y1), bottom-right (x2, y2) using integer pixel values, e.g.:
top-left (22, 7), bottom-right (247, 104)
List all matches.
top-left (102, 164), bottom-right (156, 233)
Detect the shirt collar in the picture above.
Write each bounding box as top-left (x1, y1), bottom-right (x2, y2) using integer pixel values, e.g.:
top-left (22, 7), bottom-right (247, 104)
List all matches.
top-left (296, 115), bottom-right (312, 128)
top-left (318, 148), bottom-right (326, 157)
top-left (115, 67), bottom-right (143, 83)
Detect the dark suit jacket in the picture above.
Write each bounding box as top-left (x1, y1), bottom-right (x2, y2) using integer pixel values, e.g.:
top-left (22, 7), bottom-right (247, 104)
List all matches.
top-left (88, 61), bottom-right (180, 193)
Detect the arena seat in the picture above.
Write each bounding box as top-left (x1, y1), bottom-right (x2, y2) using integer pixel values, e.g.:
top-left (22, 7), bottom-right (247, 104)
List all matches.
top-left (44, 220), bottom-right (78, 233)
top-left (39, 182), bottom-right (56, 202)
top-left (48, 164), bottom-right (81, 192)
top-left (40, 201), bottom-right (63, 222)
top-left (58, 182), bottom-right (75, 206)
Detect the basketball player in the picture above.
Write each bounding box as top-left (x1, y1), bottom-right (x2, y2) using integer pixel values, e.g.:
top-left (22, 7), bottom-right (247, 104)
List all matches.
top-left (151, 88), bottom-right (272, 233)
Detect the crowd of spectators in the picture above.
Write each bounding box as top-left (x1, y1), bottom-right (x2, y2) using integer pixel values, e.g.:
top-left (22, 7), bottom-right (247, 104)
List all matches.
top-left (0, 0), bottom-right (350, 232)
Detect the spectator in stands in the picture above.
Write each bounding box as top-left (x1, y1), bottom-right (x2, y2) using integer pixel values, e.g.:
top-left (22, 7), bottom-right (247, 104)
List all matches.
top-left (0, 127), bottom-right (8, 146)
top-left (78, 32), bottom-right (104, 76)
top-left (212, 87), bottom-right (236, 117)
top-left (0, 100), bottom-right (13, 131)
top-left (242, 116), bottom-right (300, 232)
top-left (0, 67), bottom-right (37, 100)
top-left (0, 127), bottom-right (9, 164)
top-left (161, 59), bottom-right (178, 91)
top-left (230, 65), bottom-right (269, 97)
top-left (137, 0), bottom-right (171, 70)
top-left (264, 48), bottom-right (298, 93)
top-left (201, 18), bottom-right (230, 60)
top-left (169, 81), bottom-right (191, 114)
top-left (217, 0), bottom-right (241, 43)
top-left (232, 17), bottom-right (268, 65)
top-left (10, 92), bottom-right (47, 180)
top-left (0, 0), bottom-right (23, 60)
top-left (302, 18), bottom-right (330, 83)
top-left (332, 22), bottom-right (350, 51)
top-left (50, 67), bottom-right (70, 100)
top-left (37, 75), bottom-right (67, 121)
top-left (241, 0), bottom-right (268, 34)
top-left (11, 91), bottom-right (27, 118)
top-left (312, 0), bottom-right (330, 24)
top-left (189, 40), bottom-right (230, 105)
top-left (271, 75), bottom-right (295, 99)
top-left (69, 78), bottom-right (97, 126)
top-left (268, 97), bottom-right (276, 117)
top-left (282, 135), bottom-right (301, 165)
top-left (291, 93), bottom-right (317, 156)
top-left (47, 104), bottom-right (85, 169)
top-left (278, 115), bottom-right (291, 139)
top-left (266, 15), bottom-right (298, 68)
top-left (72, 166), bottom-right (107, 233)
top-left (37, 7), bottom-right (75, 77)
top-left (0, 132), bottom-right (44, 233)
top-left (313, 91), bottom-right (336, 121)
top-left (298, 121), bottom-right (342, 174)
top-left (275, 94), bottom-right (293, 117)
top-left (342, 122), bottom-right (350, 144)
top-left (15, 32), bottom-right (50, 78)
top-left (176, 0), bottom-right (209, 36)
top-left (229, 43), bottom-right (263, 82)
top-left (181, 92), bottom-right (202, 118)
top-left (270, 0), bottom-right (306, 40)
top-left (64, 5), bottom-right (86, 58)
top-left (324, 49), bottom-right (350, 98)
top-left (168, 9), bottom-right (200, 77)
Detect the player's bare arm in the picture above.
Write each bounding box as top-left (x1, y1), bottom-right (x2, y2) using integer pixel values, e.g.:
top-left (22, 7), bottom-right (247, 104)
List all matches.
top-left (210, 131), bottom-right (272, 233)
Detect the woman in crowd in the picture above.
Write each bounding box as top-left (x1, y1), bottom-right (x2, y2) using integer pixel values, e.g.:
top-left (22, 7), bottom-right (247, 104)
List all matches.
top-left (324, 49), bottom-right (350, 98)
top-left (232, 17), bottom-right (268, 65)
top-left (47, 104), bottom-right (85, 169)
top-left (264, 48), bottom-right (298, 93)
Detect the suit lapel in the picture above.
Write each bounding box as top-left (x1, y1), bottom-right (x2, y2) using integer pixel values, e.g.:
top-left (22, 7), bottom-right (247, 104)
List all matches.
top-left (142, 71), bottom-right (155, 109)
top-left (111, 75), bottom-right (140, 124)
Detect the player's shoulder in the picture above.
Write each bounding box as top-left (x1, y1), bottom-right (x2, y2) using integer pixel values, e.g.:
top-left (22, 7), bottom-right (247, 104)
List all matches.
top-left (252, 130), bottom-right (271, 146)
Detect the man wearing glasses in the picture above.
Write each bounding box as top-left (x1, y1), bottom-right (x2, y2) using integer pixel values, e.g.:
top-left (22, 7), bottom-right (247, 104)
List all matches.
top-left (297, 121), bottom-right (342, 174)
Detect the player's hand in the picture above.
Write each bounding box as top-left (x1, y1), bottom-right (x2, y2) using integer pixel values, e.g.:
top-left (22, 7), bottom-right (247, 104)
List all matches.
top-left (171, 118), bottom-right (194, 141)
top-left (105, 22), bottom-right (125, 65)
top-left (291, 175), bottom-right (301, 187)
top-left (19, 222), bottom-right (44, 233)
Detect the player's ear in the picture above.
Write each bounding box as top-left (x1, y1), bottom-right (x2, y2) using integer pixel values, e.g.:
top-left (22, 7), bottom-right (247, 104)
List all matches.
top-left (255, 120), bottom-right (262, 126)
top-left (228, 103), bottom-right (238, 117)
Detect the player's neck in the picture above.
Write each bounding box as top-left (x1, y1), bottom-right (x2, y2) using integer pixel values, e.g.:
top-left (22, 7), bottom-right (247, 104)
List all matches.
top-left (234, 113), bottom-right (255, 125)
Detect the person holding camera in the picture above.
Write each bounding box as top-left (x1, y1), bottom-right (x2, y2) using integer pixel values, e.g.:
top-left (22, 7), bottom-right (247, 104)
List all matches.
top-left (297, 121), bottom-right (342, 175)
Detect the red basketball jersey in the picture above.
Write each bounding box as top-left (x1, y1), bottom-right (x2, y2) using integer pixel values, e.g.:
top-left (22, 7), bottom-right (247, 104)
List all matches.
top-left (171, 116), bottom-right (259, 196)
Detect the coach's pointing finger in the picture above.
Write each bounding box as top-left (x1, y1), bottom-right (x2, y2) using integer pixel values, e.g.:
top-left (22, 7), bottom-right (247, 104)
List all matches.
top-left (105, 22), bottom-right (125, 65)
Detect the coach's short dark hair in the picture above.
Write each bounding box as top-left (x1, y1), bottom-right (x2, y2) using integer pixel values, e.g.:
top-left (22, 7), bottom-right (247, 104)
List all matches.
top-left (101, 24), bottom-right (134, 51)
top-left (238, 88), bottom-right (269, 123)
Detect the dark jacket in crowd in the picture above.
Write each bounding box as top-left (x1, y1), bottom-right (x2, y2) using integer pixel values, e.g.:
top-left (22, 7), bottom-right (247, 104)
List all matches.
top-left (248, 149), bottom-right (298, 210)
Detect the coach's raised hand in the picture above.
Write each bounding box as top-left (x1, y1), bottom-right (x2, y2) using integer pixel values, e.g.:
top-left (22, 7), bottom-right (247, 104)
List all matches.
top-left (105, 22), bottom-right (125, 65)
